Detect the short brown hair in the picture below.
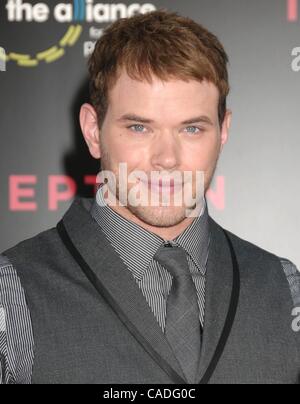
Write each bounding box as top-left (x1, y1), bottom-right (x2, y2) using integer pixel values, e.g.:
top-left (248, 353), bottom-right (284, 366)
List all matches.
top-left (88, 9), bottom-right (230, 128)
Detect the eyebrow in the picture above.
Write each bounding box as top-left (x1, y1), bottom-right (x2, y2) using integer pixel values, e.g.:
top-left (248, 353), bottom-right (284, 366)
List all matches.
top-left (117, 114), bottom-right (214, 126)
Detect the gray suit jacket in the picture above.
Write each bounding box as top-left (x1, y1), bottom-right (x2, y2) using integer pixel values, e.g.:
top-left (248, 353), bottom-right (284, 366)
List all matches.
top-left (1, 197), bottom-right (300, 384)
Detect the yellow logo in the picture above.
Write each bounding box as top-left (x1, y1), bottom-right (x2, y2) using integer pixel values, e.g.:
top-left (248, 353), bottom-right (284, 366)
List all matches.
top-left (1, 1), bottom-right (156, 68)
top-left (4, 25), bottom-right (83, 67)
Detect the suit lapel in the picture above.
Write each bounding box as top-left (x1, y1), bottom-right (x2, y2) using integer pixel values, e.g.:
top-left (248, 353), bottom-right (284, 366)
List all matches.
top-left (61, 197), bottom-right (186, 382)
top-left (197, 217), bottom-right (234, 383)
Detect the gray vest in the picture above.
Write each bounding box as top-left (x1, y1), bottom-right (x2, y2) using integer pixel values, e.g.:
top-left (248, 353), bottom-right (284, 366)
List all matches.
top-left (3, 197), bottom-right (300, 384)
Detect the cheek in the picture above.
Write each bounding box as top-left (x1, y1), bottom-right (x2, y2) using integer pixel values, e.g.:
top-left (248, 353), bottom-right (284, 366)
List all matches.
top-left (183, 136), bottom-right (219, 171)
top-left (103, 132), bottom-right (146, 169)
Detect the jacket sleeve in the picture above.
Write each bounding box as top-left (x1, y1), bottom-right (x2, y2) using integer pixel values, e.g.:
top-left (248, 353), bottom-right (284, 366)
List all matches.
top-left (0, 255), bottom-right (34, 384)
top-left (0, 256), bottom-right (13, 384)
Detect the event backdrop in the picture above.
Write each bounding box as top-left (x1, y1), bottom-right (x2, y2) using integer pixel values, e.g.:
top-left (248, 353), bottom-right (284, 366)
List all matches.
top-left (0, 0), bottom-right (299, 269)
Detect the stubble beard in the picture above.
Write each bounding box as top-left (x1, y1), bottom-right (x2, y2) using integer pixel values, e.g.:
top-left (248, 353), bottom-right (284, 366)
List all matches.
top-left (99, 149), bottom-right (219, 228)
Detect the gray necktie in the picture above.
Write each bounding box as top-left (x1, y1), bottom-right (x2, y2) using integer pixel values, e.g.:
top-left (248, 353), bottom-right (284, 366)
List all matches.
top-left (154, 242), bottom-right (201, 384)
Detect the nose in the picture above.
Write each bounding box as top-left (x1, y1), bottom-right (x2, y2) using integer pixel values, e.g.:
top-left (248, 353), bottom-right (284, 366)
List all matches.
top-left (150, 131), bottom-right (181, 171)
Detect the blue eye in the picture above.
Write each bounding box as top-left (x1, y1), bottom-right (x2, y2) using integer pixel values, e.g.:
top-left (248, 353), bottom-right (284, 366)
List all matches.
top-left (184, 126), bottom-right (202, 134)
top-left (128, 124), bottom-right (146, 133)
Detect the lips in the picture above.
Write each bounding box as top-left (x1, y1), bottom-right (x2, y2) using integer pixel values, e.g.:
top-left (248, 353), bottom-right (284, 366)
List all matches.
top-left (140, 178), bottom-right (183, 192)
top-left (144, 178), bottom-right (178, 185)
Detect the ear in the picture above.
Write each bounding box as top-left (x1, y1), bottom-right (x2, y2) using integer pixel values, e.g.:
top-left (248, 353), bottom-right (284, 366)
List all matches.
top-left (219, 109), bottom-right (232, 153)
top-left (79, 103), bottom-right (101, 159)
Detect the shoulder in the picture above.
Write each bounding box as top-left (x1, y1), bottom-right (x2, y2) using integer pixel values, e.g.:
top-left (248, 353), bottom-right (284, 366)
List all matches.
top-left (213, 220), bottom-right (300, 307)
top-left (2, 226), bottom-right (61, 262)
top-left (210, 217), bottom-right (288, 264)
top-left (0, 226), bottom-right (64, 384)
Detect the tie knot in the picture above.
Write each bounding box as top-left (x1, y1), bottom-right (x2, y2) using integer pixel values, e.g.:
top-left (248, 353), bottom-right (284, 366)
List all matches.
top-left (154, 243), bottom-right (190, 278)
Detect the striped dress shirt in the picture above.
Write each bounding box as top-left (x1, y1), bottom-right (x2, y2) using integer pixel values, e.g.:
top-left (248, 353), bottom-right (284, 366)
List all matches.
top-left (91, 185), bottom-right (211, 331)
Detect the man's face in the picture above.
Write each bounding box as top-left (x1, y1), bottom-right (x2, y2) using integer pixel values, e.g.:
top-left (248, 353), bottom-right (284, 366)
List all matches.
top-left (81, 69), bottom-right (231, 228)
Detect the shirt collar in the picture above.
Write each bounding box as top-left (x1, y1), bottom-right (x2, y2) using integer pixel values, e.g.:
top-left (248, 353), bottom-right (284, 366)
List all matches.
top-left (90, 185), bottom-right (211, 281)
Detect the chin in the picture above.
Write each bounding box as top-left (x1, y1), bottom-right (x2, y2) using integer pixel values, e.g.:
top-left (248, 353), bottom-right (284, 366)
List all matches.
top-left (127, 204), bottom-right (190, 228)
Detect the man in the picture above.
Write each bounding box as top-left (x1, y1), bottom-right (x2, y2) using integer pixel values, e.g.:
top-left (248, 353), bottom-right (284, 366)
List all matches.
top-left (0, 10), bottom-right (299, 384)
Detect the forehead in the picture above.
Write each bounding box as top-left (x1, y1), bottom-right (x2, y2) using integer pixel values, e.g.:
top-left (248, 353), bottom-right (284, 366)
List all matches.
top-left (108, 69), bottom-right (219, 120)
